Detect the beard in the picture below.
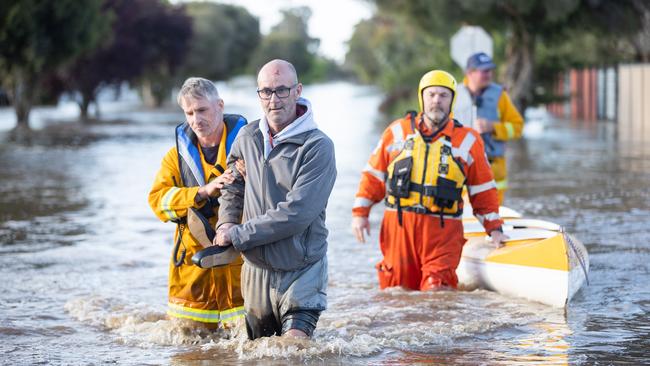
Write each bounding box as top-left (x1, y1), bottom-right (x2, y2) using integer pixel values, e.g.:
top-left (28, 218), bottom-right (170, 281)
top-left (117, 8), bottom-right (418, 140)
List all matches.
top-left (425, 107), bottom-right (449, 126)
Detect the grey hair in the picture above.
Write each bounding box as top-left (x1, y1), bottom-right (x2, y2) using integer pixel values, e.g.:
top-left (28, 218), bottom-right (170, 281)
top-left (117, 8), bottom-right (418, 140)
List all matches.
top-left (177, 77), bottom-right (221, 106)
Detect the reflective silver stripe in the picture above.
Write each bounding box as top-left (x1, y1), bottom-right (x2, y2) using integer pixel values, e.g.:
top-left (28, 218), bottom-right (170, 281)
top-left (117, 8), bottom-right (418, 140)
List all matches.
top-left (468, 180), bottom-right (497, 196)
top-left (220, 307), bottom-right (246, 323)
top-left (353, 197), bottom-right (374, 208)
top-left (372, 139), bottom-right (383, 155)
top-left (390, 123), bottom-right (404, 145)
top-left (167, 303), bottom-right (245, 323)
top-left (475, 212), bottom-right (501, 224)
top-left (177, 139), bottom-right (205, 186)
top-left (161, 187), bottom-right (180, 220)
top-left (495, 179), bottom-right (508, 190)
top-left (452, 133), bottom-right (476, 164)
top-left (363, 163), bottom-right (386, 181)
top-left (387, 141), bottom-right (404, 153)
top-left (505, 123), bottom-right (515, 139)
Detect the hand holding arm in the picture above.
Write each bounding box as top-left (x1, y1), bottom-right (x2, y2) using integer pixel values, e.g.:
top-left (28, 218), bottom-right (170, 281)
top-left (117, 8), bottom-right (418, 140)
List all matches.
top-left (196, 169), bottom-right (235, 202)
top-left (213, 223), bottom-right (235, 247)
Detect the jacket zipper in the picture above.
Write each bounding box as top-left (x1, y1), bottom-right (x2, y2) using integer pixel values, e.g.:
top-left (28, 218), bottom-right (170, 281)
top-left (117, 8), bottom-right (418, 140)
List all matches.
top-left (420, 140), bottom-right (430, 207)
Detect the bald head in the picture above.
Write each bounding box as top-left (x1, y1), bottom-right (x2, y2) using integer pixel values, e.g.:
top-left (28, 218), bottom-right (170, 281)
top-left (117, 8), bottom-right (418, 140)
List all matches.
top-left (257, 59), bottom-right (298, 86)
top-left (256, 59), bottom-right (302, 130)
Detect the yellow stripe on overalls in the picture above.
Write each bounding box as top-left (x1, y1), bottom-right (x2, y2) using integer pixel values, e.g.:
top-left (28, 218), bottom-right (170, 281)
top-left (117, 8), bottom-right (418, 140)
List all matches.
top-left (167, 302), bottom-right (245, 324)
top-left (161, 187), bottom-right (180, 220)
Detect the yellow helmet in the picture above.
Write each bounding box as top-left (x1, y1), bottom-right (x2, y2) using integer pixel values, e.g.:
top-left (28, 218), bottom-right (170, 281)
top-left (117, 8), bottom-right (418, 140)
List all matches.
top-left (418, 70), bottom-right (457, 112)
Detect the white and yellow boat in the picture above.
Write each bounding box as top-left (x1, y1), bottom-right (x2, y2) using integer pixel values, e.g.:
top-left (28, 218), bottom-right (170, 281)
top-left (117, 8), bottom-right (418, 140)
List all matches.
top-left (457, 207), bottom-right (589, 307)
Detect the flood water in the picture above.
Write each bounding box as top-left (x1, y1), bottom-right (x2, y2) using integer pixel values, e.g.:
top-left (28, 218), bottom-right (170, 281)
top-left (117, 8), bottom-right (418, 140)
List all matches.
top-left (1, 80), bottom-right (649, 365)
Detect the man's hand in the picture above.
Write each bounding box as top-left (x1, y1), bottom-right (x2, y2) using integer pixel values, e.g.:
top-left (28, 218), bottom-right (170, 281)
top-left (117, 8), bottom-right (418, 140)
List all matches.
top-left (475, 118), bottom-right (495, 134)
top-left (489, 230), bottom-right (509, 248)
top-left (214, 223), bottom-right (235, 247)
top-left (351, 216), bottom-right (370, 243)
top-left (235, 159), bottom-right (246, 180)
top-left (196, 169), bottom-right (235, 201)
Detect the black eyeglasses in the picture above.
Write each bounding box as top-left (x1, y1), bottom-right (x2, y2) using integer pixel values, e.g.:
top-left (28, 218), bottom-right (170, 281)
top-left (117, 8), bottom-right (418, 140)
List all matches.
top-left (257, 84), bottom-right (297, 100)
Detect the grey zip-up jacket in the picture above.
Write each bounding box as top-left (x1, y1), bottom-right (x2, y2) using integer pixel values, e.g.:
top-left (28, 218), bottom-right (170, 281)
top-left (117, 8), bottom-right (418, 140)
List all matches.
top-left (217, 98), bottom-right (337, 271)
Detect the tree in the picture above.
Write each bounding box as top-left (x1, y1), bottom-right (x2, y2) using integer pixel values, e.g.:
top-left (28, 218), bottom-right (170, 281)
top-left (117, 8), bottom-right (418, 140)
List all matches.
top-left (134, 1), bottom-right (192, 108)
top-left (65, 0), bottom-right (191, 117)
top-left (249, 7), bottom-right (320, 79)
top-left (627, 0), bottom-right (650, 62)
top-left (0, 0), bottom-right (108, 129)
top-left (180, 2), bottom-right (260, 81)
top-left (372, 0), bottom-right (645, 111)
top-left (344, 13), bottom-right (456, 114)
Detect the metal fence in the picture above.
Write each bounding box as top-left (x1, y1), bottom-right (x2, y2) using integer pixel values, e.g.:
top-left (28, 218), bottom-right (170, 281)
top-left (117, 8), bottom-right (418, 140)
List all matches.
top-left (547, 67), bottom-right (618, 121)
top-left (548, 64), bottom-right (650, 141)
top-left (618, 64), bottom-right (650, 142)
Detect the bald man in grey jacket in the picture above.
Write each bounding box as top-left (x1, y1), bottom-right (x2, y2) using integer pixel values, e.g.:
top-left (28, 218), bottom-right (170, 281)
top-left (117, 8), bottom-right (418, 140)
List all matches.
top-left (215, 59), bottom-right (336, 339)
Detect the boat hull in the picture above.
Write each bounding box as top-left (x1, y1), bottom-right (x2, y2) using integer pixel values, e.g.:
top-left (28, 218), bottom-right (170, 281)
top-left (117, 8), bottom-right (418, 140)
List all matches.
top-left (457, 216), bottom-right (589, 307)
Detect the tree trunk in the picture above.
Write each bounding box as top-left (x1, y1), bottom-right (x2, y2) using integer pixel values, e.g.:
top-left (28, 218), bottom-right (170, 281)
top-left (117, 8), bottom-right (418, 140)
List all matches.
top-left (94, 101), bottom-right (101, 119)
top-left (153, 87), bottom-right (166, 108)
top-left (15, 96), bottom-right (31, 129)
top-left (79, 88), bottom-right (96, 122)
top-left (503, 19), bottom-right (535, 113)
top-left (141, 80), bottom-right (156, 108)
top-left (631, 3), bottom-right (650, 62)
top-left (10, 71), bottom-right (34, 130)
top-left (79, 98), bottom-right (90, 122)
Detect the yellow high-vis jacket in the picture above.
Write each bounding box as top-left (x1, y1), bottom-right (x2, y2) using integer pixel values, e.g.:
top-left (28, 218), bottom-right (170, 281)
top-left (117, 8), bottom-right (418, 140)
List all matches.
top-left (148, 116), bottom-right (246, 325)
top-left (456, 80), bottom-right (524, 203)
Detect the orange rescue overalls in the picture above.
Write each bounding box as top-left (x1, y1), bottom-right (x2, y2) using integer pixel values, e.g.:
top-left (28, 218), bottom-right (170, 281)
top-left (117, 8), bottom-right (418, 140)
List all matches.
top-left (353, 113), bottom-right (503, 290)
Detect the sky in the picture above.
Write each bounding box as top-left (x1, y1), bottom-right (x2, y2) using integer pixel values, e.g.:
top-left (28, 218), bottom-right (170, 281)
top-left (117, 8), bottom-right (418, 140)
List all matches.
top-left (178, 0), bottom-right (375, 62)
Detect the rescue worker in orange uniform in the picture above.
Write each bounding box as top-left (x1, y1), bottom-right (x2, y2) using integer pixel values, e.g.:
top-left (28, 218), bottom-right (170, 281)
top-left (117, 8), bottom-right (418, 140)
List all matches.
top-left (453, 52), bottom-right (525, 204)
top-left (148, 77), bottom-right (246, 327)
top-left (351, 70), bottom-right (507, 290)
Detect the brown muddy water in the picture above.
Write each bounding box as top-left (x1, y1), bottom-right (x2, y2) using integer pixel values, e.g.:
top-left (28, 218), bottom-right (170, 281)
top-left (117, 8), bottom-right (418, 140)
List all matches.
top-left (1, 81), bottom-right (649, 365)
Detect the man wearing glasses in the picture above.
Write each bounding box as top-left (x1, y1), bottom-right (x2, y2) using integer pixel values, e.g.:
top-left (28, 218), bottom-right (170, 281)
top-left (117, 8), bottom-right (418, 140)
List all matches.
top-left (214, 59), bottom-right (336, 339)
top-left (453, 52), bottom-right (524, 204)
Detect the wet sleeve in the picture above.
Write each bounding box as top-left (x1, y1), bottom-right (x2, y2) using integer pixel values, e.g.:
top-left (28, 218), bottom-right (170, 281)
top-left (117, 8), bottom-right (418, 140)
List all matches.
top-left (465, 132), bottom-right (503, 233)
top-left (229, 137), bottom-right (337, 251)
top-left (352, 127), bottom-right (393, 217)
top-left (493, 91), bottom-right (524, 141)
top-left (148, 148), bottom-right (202, 222)
top-left (217, 138), bottom-right (245, 228)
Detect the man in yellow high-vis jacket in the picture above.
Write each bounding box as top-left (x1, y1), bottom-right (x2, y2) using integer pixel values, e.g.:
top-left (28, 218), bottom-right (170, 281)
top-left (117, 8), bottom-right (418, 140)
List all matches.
top-left (148, 77), bottom-right (246, 328)
top-left (454, 52), bottom-right (524, 204)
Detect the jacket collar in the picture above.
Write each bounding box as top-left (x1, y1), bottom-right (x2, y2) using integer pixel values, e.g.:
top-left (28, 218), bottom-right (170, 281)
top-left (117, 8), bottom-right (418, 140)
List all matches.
top-left (258, 97), bottom-right (317, 157)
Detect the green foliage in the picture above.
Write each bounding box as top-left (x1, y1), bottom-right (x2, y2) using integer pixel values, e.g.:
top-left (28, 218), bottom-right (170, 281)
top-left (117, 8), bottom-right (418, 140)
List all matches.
top-left (350, 0), bottom-right (647, 112)
top-left (248, 7), bottom-right (336, 83)
top-left (64, 0), bottom-right (192, 114)
top-left (0, 0), bottom-right (108, 78)
top-left (303, 56), bottom-right (345, 82)
top-left (134, 1), bottom-right (193, 108)
top-left (181, 2), bottom-right (260, 81)
top-left (344, 13), bottom-right (459, 115)
top-left (0, 0), bottom-right (109, 127)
